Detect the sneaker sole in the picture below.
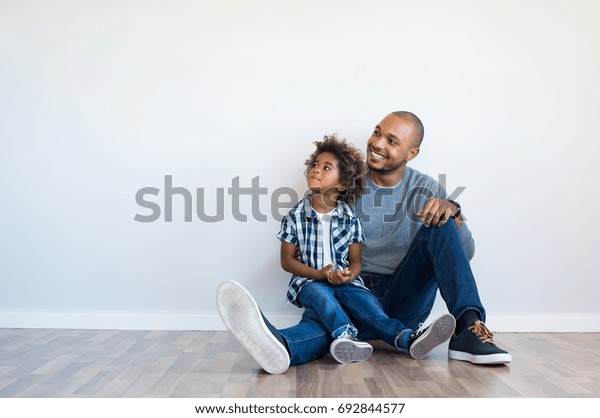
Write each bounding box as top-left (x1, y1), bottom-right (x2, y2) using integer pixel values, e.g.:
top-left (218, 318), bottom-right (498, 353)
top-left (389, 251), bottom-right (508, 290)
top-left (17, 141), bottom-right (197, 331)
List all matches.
top-left (448, 349), bottom-right (512, 365)
top-left (216, 280), bottom-right (290, 374)
top-left (409, 313), bottom-right (456, 360)
top-left (330, 339), bottom-right (373, 363)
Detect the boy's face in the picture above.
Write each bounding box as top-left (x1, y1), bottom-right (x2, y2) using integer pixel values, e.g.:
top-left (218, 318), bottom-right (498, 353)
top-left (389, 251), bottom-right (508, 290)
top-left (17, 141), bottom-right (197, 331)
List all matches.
top-left (306, 151), bottom-right (344, 196)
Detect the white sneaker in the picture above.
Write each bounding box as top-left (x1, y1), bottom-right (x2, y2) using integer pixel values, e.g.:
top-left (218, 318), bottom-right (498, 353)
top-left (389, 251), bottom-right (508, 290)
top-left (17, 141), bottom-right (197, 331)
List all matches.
top-left (408, 313), bottom-right (456, 360)
top-left (330, 332), bottom-right (373, 364)
top-left (216, 280), bottom-right (290, 374)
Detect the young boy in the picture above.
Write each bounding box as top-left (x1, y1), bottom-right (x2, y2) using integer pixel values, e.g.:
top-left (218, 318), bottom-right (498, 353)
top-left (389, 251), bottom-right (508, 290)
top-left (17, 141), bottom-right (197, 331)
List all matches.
top-left (277, 134), bottom-right (374, 363)
top-left (216, 135), bottom-right (456, 374)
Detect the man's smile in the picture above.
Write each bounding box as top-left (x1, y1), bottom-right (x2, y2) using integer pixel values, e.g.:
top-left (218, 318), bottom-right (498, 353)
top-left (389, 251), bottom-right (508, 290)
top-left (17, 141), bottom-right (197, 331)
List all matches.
top-left (368, 148), bottom-right (387, 160)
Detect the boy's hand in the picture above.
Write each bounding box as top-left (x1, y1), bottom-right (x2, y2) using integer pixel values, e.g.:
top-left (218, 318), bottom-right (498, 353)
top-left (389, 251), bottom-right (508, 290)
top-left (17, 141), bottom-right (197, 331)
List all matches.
top-left (318, 264), bottom-right (334, 281)
top-left (327, 268), bottom-right (353, 285)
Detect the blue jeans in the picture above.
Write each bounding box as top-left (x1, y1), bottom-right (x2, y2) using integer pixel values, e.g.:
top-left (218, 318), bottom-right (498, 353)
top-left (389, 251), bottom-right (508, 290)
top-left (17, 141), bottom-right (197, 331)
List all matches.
top-left (298, 281), bottom-right (409, 348)
top-left (297, 281), bottom-right (359, 339)
top-left (279, 221), bottom-right (486, 366)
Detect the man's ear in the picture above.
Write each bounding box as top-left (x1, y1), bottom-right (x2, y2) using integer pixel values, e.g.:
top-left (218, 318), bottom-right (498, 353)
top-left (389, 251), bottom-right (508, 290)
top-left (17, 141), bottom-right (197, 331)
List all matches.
top-left (406, 147), bottom-right (420, 162)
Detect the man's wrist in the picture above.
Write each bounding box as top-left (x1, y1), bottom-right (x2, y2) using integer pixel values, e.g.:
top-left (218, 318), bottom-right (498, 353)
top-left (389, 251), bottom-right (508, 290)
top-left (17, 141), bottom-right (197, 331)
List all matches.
top-left (448, 200), bottom-right (461, 219)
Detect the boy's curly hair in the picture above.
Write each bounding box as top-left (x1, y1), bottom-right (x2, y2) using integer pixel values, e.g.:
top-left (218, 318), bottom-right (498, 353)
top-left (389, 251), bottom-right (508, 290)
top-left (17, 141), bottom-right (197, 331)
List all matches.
top-left (304, 134), bottom-right (366, 206)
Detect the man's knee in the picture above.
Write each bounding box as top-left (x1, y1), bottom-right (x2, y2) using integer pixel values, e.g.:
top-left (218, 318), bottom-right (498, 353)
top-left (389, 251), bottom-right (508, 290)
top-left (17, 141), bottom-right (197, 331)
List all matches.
top-left (418, 218), bottom-right (458, 235)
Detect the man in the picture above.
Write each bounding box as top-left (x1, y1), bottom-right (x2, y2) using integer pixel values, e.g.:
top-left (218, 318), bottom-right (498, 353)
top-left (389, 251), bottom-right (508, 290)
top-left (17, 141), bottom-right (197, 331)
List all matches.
top-left (216, 111), bottom-right (511, 374)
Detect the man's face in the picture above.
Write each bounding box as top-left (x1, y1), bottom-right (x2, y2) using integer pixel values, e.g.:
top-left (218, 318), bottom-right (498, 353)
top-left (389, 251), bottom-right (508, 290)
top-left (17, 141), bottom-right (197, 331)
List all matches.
top-left (366, 114), bottom-right (420, 173)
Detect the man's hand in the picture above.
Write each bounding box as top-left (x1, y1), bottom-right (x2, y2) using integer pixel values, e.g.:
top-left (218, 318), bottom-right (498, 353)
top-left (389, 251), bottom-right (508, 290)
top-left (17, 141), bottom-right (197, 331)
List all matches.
top-left (417, 198), bottom-right (459, 227)
top-left (326, 268), bottom-right (353, 285)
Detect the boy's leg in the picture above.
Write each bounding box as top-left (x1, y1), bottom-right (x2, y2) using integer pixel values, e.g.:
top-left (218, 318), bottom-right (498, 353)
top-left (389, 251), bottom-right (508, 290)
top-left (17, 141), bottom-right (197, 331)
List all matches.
top-left (335, 284), bottom-right (455, 359)
top-left (279, 305), bottom-right (373, 366)
top-left (297, 281), bottom-right (358, 339)
top-left (297, 282), bottom-right (372, 364)
top-left (216, 280), bottom-right (372, 370)
top-left (333, 284), bottom-right (407, 348)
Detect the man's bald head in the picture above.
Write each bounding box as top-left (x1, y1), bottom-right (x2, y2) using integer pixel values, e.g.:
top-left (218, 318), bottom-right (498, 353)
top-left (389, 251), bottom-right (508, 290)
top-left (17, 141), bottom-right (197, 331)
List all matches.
top-left (389, 111), bottom-right (424, 148)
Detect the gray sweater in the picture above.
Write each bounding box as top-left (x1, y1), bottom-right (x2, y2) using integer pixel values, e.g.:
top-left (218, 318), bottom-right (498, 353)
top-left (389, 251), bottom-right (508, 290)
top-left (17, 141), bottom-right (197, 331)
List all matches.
top-left (355, 167), bottom-right (475, 275)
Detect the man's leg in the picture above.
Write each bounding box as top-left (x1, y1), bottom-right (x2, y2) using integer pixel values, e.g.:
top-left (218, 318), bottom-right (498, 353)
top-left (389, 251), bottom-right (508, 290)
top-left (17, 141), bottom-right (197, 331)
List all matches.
top-left (216, 280), bottom-right (291, 374)
top-left (217, 280), bottom-right (338, 372)
top-left (371, 221), bottom-right (511, 365)
top-left (381, 221), bottom-right (485, 325)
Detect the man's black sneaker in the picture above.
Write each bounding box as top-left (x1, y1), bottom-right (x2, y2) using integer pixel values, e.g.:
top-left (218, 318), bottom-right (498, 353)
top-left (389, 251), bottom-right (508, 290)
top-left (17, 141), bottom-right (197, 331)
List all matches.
top-left (448, 320), bottom-right (512, 365)
top-left (407, 313), bottom-right (456, 359)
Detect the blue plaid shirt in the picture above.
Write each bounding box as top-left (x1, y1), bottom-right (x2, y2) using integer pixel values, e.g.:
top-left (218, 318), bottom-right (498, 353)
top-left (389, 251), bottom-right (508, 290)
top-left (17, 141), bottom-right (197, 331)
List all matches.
top-left (277, 196), bottom-right (367, 307)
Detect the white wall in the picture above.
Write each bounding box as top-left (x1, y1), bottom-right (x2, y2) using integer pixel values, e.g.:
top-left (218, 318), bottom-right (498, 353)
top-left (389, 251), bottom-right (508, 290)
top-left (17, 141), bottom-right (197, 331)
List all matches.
top-left (1, 0), bottom-right (599, 332)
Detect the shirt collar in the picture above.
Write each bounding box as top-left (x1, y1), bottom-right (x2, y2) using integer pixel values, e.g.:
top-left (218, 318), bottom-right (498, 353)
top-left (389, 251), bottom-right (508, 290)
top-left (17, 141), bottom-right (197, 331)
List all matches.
top-left (302, 194), bottom-right (352, 219)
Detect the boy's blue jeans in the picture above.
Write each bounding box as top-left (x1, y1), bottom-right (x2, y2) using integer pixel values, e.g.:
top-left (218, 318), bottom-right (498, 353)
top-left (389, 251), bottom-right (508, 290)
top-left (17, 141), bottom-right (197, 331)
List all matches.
top-left (297, 281), bottom-right (359, 340)
top-left (297, 281), bottom-right (409, 349)
top-left (279, 221), bottom-right (486, 366)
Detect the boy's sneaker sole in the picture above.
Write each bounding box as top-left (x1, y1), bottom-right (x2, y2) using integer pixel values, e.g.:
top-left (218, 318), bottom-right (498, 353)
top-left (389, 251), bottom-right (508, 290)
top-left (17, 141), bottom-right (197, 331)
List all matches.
top-left (216, 280), bottom-right (290, 374)
top-left (448, 349), bottom-right (512, 365)
top-left (330, 339), bottom-right (373, 363)
top-left (409, 314), bottom-right (456, 360)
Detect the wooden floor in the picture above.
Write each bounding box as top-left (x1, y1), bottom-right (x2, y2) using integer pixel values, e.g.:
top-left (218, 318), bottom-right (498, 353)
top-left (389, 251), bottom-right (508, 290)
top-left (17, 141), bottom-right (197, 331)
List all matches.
top-left (0, 329), bottom-right (599, 398)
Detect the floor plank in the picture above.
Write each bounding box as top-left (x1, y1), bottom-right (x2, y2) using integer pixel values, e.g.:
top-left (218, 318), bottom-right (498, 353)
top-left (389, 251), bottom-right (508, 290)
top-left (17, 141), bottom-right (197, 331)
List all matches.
top-left (0, 329), bottom-right (598, 398)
